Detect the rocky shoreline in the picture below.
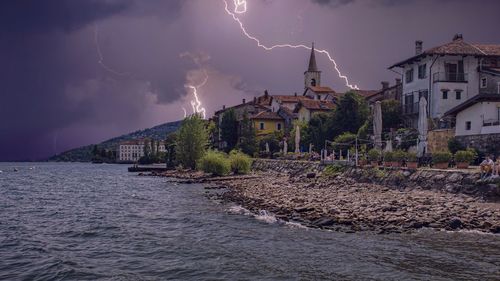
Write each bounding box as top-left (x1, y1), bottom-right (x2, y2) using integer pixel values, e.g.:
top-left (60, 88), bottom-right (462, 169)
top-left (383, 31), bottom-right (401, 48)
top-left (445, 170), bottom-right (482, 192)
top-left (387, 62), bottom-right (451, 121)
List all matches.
top-left (147, 163), bottom-right (500, 234)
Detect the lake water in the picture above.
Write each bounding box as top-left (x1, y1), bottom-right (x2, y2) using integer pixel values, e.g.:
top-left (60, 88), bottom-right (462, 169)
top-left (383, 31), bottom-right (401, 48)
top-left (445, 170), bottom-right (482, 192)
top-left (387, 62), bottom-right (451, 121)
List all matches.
top-left (0, 163), bottom-right (499, 280)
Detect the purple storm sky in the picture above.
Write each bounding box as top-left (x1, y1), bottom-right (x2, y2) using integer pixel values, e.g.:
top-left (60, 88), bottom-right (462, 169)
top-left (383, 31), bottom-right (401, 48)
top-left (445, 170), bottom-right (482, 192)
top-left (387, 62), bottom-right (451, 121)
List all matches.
top-left (1, 0), bottom-right (499, 161)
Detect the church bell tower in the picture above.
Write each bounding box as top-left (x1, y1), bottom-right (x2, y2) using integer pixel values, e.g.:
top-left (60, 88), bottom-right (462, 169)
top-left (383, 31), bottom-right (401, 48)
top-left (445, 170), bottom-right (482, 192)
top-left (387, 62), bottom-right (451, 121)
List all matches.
top-left (304, 43), bottom-right (321, 89)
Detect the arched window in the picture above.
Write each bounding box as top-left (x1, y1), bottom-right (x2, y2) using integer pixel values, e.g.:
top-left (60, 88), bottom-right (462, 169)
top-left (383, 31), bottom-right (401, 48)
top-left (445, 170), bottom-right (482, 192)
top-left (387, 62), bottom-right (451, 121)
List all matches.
top-left (311, 78), bottom-right (316, 86)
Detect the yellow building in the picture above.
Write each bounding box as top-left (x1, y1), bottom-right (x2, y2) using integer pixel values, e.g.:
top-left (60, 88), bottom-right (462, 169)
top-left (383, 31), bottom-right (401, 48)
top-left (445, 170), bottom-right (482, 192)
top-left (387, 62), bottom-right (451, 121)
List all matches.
top-left (250, 111), bottom-right (285, 137)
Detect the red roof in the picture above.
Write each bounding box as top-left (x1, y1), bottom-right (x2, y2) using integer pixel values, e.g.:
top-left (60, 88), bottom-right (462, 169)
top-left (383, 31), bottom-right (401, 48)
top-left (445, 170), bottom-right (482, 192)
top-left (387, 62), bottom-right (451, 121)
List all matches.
top-left (308, 86), bottom-right (336, 93)
top-left (390, 36), bottom-right (500, 68)
top-left (295, 100), bottom-right (335, 112)
top-left (353, 89), bottom-right (378, 98)
top-left (250, 111), bottom-right (284, 120)
top-left (272, 95), bottom-right (311, 103)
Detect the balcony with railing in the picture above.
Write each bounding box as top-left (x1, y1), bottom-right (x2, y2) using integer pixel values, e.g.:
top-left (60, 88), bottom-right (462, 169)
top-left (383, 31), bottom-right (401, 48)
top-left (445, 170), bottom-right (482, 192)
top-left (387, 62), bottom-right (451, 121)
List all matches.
top-left (481, 119), bottom-right (500, 134)
top-left (403, 102), bottom-right (419, 115)
top-left (433, 72), bottom-right (468, 83)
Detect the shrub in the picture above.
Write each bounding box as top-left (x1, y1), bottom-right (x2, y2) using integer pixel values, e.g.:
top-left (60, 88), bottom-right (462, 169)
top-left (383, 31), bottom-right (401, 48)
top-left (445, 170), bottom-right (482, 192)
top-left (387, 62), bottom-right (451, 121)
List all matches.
top-left (367, 149), bottom-right (381, 161)
top-left (333, 132), bottom-right (357, 151)
top-left (407, 152), bottom-right (418, 162)
top-left (393, 150), bottom-right (407, 162)
top-left (455, 150), bottom-right (475, 164)
top-left (384, 151), bottom-right (395, 162)
top-left (448, 137), bottom-right (465, 154)
top-left (229, 150), bottom-right (253, 174)
top-left (197, 150), bottom-right (230, 176)
top-left (432, 151), bottom-right (452, 164)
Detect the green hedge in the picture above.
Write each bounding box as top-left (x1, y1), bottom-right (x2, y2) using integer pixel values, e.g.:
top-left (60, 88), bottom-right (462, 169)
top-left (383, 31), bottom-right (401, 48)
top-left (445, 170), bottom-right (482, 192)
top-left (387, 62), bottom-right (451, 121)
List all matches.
top-left (229, 150), bottom-right (253, 174)
top-left (367, 149), bottom-right (380, 161)
top-left (197, 150), bottom-right (231, 176)
top-left (455, 150), bottom-right (475, 163)
top-left (432, 151), bottom-right (452, 164)
top-left (393, 150), bottom-right (407, 162)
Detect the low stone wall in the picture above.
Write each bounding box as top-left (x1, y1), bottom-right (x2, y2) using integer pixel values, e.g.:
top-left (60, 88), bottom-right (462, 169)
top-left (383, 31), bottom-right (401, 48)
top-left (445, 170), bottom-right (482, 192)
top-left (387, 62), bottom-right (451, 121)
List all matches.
top-left (252, 159), bottom-right (500, 201)
top-left (252, 159), bottom-right (324, 175)
top-left (456, 133), bottom-right (500, 154)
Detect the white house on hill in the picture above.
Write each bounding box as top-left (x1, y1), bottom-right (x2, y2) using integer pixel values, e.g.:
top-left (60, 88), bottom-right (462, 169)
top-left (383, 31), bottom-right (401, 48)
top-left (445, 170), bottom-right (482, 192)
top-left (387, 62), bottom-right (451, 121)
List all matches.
top-left (390, 34), bottom-right (500, 129)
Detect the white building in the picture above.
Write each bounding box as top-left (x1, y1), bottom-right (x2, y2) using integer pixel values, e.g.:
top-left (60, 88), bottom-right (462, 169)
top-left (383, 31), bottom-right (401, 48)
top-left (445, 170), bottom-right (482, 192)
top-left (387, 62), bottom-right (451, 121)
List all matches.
top-left (390, 34), bottom-right (500, 128)
top-left (445, 95), bottom-right (500, 136)
top-left (118, 139), bottom-right (166, 162)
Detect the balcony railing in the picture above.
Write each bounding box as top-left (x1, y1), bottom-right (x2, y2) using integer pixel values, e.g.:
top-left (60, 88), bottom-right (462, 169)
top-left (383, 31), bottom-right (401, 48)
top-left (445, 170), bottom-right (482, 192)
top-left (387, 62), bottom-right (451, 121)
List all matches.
top-left (403, 102), bottom-right (419, 115)
top-left (433, 72), bottom-right (468, 83)
top-left (483, 119), bottom-right (500, 127)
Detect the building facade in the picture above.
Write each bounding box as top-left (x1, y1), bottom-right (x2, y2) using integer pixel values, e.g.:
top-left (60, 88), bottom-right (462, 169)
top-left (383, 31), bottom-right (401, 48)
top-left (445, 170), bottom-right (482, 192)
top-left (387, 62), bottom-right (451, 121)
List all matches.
top-left (118, 139), bottom-right (165, 162)
top-left (250, 111), bottom-right (285, 137)
top-left (390, 34), bottom-right (500, 128)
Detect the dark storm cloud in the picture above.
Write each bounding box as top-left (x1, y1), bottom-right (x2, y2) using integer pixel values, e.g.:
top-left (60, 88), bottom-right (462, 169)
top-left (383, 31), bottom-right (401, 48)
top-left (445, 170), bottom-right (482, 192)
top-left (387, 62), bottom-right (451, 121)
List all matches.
top-left (311, 0), bottom-right (432, 8)
top-left (1, 0), bottom-right (500, 161)
top-left (0, 0), bottom-right (131, 33)
top-left (0, 0), bottom-right (186, 161)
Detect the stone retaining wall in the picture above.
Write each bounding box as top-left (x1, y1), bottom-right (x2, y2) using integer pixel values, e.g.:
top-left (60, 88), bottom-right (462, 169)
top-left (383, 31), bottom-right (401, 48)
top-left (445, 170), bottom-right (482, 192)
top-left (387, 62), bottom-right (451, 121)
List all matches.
top-left (252, 159), bottom-right (500, 201)
top-left (456, 133), bottom-right (500, 154)
top-left (252, 159), bottom-right (324, 175)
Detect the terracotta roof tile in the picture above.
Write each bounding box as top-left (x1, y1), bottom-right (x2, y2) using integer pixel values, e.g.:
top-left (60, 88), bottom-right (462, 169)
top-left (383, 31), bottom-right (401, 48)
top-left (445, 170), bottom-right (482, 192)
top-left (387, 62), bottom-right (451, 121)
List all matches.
top-left (250, 111), bottom-right (284, 120)
top-left (295, 100), bottom-right (335, 111)
top-left (390, 37), bottom-right (500, 68)
top-left (309, 86), bottom-right (336, 93)
top-left (272, 95), bottom-right (311, 102)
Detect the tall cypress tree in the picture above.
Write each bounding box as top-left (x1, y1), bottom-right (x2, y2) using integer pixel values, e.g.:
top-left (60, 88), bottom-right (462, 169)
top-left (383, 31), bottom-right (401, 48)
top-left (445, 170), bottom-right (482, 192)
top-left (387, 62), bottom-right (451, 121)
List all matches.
top-left (220, 108), bottom-right (238, 152)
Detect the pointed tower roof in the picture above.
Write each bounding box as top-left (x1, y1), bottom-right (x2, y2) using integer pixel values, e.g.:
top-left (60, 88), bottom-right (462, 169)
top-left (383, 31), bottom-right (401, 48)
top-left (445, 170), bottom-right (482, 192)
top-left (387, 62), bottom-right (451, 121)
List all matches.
top-left (307, 42), bottom-right (318, 72)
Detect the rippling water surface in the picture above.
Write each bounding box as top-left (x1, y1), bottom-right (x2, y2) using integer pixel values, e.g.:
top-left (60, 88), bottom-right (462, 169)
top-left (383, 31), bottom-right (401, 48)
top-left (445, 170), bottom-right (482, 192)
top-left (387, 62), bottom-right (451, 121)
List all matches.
top-left (0, 163), bottom-right (499, 280)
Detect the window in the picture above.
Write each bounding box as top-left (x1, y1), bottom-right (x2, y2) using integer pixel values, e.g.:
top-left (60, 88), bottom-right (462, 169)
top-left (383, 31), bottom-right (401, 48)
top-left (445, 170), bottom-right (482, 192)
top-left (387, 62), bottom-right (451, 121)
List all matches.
top-left (465, 121), bottom-right (471, 130)
top-left (259, 122), bottom-right (264, 130)
top-left (480, 77), bottom-right (487, 88)
top-left (442, 90), bottom-right (448, 99)
top-left (418, 64), bottom-right (427, 79)
top-left (311, 78), bottom-right (316, 87)
top-left (405, 69), bottom-right (414, 83)
top-left (277, 123), bottom-right (282, 131)
top-left (455, 90), bottom-right (462, 100)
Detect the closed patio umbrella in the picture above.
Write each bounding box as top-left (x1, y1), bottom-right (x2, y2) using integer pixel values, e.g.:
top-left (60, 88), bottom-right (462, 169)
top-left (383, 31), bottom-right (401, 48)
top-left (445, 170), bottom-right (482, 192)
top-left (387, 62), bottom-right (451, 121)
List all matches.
top-left (417, 96), bottom-right (428, 157)
top-left (373, 101), bottom-right (383, 150)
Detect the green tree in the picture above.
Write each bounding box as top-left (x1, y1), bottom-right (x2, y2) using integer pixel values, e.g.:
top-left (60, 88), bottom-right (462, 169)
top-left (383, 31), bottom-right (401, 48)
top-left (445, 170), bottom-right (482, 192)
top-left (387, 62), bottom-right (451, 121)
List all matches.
top-left (237, 112), bottom-right (257, 156)
top-left (92, 145), bottom-right (98, 156)
top-left (220, 108), bottom-right (238, 152)
top-left (333, 132), bottom-right (357, 152)
top-left (329, 91), bottom-right (369, 137)
top-left (447, 137), bottom-right (466, 154)
top-left (165, 132), bottom-right (178, 168)
top-left (176, 114), bottom-right (208, 169)
top-left (304, 112), bottom-right (329, 152)
top-left (381, 100), bottom-right (402, 131)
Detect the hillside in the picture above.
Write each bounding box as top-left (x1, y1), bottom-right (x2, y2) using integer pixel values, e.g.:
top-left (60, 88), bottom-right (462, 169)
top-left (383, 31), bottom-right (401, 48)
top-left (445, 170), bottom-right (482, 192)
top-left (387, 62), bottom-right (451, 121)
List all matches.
top-left (49, 120), bottom-right (182, 162)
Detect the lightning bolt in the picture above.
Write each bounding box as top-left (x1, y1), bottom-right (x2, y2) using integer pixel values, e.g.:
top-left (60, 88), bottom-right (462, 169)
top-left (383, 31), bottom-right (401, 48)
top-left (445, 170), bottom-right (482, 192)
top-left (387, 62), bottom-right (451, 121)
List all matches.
top-left (182, 107), bottom-right (188, 118)
top-left (94, 24), bottom-right (131, 77)
top-left (223, 0), bottom-right (359, 90)
top-left (186, 69), bottom-right (208, 119)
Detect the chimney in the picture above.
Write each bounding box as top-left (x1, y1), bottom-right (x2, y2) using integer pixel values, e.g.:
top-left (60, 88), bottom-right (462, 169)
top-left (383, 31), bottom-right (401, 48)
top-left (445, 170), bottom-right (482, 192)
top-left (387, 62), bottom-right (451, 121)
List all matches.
top-left (242, 98), bottom-right (246, 104)
top-left (453, 33), bottom-right (463, 41)
top-left (253, 96), bottom-right (257, 103)
top-left (264, 90), bottom-right (269, 98)
top-left (415, 40), bottom-right (423, 55)
top-left (222, 105), bottom-right (226, 110)
top-left (381, 81), bottom-right (389, 89)
top-left (395, 78), bottom-right (402, 85)
top-left (294, 92), bottom-right (297, 96)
